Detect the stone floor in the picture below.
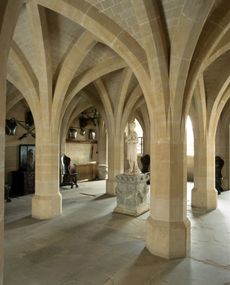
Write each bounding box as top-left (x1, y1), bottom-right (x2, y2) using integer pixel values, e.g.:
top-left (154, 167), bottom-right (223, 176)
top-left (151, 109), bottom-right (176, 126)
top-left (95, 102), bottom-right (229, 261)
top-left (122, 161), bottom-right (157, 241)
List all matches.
top-left (4, 181), bottom-right (230, 285)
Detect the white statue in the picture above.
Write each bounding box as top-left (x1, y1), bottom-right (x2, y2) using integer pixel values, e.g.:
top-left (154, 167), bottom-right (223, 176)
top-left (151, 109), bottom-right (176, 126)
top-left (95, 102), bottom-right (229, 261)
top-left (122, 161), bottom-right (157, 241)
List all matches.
top-left (126, 120), bottom-right (140, 174)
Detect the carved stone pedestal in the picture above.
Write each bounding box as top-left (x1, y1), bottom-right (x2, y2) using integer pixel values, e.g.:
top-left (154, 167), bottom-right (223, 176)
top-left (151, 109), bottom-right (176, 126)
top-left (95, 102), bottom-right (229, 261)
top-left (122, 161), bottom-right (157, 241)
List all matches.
top-left (114, 173), bottom-right (150, 216)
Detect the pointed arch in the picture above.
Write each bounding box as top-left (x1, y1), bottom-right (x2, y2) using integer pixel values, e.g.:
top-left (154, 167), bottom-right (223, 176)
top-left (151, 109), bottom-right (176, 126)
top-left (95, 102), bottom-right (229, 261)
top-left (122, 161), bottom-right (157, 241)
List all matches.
top-left (132, 0), bottom-right (169, 118)
top-left (6, 89), bottom-right (23, 113)
top-left (171, 0), bottom-right (215, 119)
top-left (183, 2), bottom-right (230, 118)
top-left (10, 41), bottom-right (38, 101)
top-left (121, 85), bottom-right (143, 132)
top-left (27, 1), bottom-right (52, 116)
top-left (94, 78), bottom-right (114, 134)
top-left (61, 58), bottom-right (126, 126)
top-left (52, 31), bottom-right (96, 125)
top-left (36, 0), bottom-right (152, 111)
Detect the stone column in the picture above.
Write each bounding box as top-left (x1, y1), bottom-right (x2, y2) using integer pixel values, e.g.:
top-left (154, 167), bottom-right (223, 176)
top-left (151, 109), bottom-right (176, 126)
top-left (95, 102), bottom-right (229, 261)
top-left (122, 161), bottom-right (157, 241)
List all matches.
top-left (32, 136), bottom-right (62, 219)
top-left (0, 1), bottom-right (23, 283)
top-left (215, 118), bottom-right (229, 190)
top-left (106, 133), bottom-right (124, 195)
top-left (0, 66), bottom-right (6, 285)
top-left (97, 122), bottom-right (107, 179)
top-left (192, 136), bottom-right (217, 210)
top-left (146, 129), bottom-right (190, 259)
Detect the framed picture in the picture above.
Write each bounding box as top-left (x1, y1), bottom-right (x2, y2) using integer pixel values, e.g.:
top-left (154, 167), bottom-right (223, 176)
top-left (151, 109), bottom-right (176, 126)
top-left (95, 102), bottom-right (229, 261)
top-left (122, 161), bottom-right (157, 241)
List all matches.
top-left (19, 144), bottom-right (35, 171)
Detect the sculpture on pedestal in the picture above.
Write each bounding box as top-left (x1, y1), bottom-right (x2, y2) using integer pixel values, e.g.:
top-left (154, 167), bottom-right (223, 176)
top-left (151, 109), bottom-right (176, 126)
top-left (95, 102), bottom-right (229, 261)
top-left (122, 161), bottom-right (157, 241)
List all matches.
top-left (114, 120), bottom-right (149, 216)
top-left (126, 120), bottom-right (140, 174)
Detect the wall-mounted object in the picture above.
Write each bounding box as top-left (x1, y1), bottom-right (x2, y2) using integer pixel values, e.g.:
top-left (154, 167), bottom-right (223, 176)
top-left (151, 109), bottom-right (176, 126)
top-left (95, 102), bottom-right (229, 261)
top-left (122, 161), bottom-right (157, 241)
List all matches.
top-left (5, 118), bottom-right (17, 135)
top-left (68, 128), bottom-right (77, 139)
top-left (6, 111), bottom-right (35, 140)
top-left (88, 129), bottom-right (96, 140)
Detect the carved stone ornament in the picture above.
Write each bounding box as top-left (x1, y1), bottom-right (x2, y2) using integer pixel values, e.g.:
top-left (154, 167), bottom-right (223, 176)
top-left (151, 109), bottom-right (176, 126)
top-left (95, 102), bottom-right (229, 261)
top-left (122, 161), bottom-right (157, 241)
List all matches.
top-left (114, 172), bottom-right (150, 216)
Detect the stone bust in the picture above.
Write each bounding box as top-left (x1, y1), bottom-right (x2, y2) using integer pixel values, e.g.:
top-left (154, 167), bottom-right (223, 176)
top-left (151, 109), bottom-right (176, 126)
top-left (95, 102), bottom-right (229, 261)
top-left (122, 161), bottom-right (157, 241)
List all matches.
top-left (126, 120), bottom-right (140, 174)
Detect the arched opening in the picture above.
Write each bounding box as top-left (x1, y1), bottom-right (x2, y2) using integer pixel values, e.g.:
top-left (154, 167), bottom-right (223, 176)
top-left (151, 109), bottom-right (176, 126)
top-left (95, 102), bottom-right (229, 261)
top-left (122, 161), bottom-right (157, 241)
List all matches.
top-left (5, 94), bottom-right (36, 203)
top-left (186, 116), bottom-right (194, 184)
top-left (61, 106), bottom-right (101, 185)
top-left (186, 116), bottom-right (194, 205)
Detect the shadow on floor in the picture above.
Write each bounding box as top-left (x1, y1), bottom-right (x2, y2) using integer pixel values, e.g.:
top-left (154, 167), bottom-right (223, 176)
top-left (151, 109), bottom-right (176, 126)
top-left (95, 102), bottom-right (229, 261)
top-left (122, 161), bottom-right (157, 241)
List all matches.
top-left (103, 248), bottom-right (184, 285)
top-left (93, 193), bottom-right (114, 200)
top-left (5, 215), bottom-right (43, 230)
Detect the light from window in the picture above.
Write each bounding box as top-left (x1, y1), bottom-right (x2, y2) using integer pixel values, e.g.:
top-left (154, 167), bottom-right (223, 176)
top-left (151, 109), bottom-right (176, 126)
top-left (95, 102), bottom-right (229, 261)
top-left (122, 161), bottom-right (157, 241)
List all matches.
top-left (186, 116), bottom-right (194, 156)
top-left (135, 119), bottom-right (143, 154)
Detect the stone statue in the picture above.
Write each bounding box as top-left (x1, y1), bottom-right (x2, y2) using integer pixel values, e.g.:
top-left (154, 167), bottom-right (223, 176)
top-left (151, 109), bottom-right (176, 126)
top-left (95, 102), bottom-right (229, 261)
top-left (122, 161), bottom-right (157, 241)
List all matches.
top-left (126, 120), bottom-right (140, 174)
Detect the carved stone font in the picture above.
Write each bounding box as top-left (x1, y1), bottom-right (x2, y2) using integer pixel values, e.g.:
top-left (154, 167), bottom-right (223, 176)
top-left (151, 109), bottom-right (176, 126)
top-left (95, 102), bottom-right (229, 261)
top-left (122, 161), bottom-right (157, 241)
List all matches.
top-left (114, 173), bottom-right (150, 216)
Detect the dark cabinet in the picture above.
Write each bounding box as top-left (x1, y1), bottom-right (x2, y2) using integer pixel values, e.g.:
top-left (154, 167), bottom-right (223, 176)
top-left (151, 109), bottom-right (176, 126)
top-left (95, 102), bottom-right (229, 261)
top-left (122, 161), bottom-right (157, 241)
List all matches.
top-left (11, 171), bottom-right (35, 197)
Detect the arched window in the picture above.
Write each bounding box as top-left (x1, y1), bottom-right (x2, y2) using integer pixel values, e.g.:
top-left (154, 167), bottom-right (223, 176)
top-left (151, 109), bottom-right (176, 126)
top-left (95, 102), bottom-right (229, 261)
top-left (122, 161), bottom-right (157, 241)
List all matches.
top-left (186, 116), bottom-right (194, 156)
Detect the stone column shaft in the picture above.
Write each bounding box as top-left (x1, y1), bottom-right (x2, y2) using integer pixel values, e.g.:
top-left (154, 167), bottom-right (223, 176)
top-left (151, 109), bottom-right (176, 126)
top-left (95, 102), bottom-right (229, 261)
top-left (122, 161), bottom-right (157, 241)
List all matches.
top-left (106, 134), bottom-right (124, 195)
top-left (98, 130), bottom-right (107, 165)
top-left (192, 137), bottom-right (217, 210)
top-left (146, 133), bottom-right (190, 259)
top-left (0, 73), bottom-right (6, 285)
top-left (32, 139), bottom-right (62, 219)
top-left (0, 2), bottom-right (23, 282)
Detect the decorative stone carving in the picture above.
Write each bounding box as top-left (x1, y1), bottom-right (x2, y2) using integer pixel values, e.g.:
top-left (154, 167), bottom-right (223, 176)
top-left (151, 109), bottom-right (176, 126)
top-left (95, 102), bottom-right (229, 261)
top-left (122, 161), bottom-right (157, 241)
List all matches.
top-left (114, 173), bottom-right (150, 216)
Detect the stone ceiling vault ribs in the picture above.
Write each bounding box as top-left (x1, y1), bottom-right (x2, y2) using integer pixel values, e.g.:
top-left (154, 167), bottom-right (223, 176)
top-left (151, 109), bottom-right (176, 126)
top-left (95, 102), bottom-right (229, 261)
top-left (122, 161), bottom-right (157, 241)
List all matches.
top-left (94, 78), bottom-right (114, 133)
top-left (7, 47), bottom-right (39, 120)
top-left (131, 0), bottom-right (170, 115)
top-left (36, 0), bottom-right (151, 108)
top-left (61, 58), bottom-right (127, 125)
top-left (86, 0), bottom-right (141, 43)
top-left (114, 68), bottom-right (133, 131)
top-left (183, 0), bottom-right (230, 119)
top-left (75, 42), bottom-right (121, 79)
top-left (209, 82), bottom-right (230, 139)
top-left (27, 2), bottom-right (52, 124)
top-left (6, 82), bottom-right (24, 113)
top-left (196, 75), bottom-right (207, 140)
top-left (101, 69), bottom-right (126, 110)
top-left (121, 84), bottom-right (143, 132)
top-left (52, 31), bottom-right (97, 126)
top-left (204, 50), bottom-right (230, 109)
top-left (13, 3), bottom-right (36, 75)
top-left (170, 0), bottom-right (215, 123)
top-left (44, 7), bottom-right (86, 77)
top-left (61, 95), bottom-right (87, 141)
top-left (10, 41), bottom-right (38, 99)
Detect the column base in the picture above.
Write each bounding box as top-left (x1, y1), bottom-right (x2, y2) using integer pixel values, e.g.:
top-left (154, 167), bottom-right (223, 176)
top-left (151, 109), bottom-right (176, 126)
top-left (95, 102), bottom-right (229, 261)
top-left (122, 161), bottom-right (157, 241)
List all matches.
top-left (106, 179), bottom-right (117, 196)
top-left (191, 187), bottom-right (217, 211)
top-left (146, 216), bottom-right (191, 259)
top-left (32, 193), bottom-right (62, 219)
top-left (114, 203), bottom-right (149, 216)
